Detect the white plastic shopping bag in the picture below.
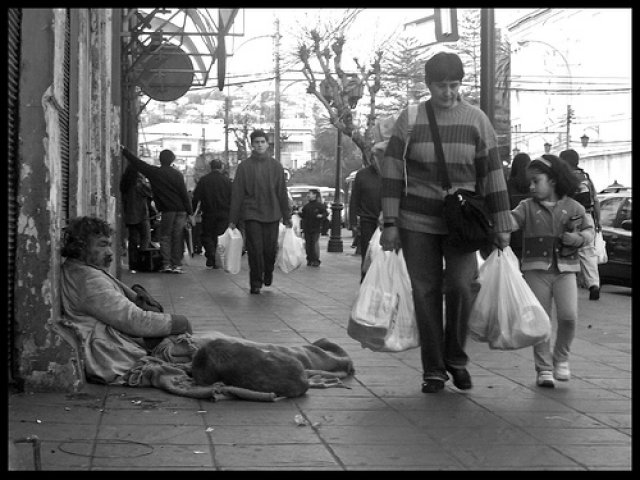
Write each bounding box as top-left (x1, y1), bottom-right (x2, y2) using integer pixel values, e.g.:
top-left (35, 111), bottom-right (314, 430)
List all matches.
top-left (469, 247), bottom-right (551, 350)
top-left (594, 231), bottom-right (608, 264)
top-left (217, 227), bottom-right (243, 274)
top-left (277, 227), bottom-right (305, 273)
top-left (348, 249), bottom-right (419, 352)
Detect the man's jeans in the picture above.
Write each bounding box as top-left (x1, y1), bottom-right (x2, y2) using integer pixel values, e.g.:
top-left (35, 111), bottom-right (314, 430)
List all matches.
top-left (399, 228), bottom-right (480, 382)
top-left (158, 211), bottom-right (187, 267)
top-left (244, 220), bottom-right (279, 289)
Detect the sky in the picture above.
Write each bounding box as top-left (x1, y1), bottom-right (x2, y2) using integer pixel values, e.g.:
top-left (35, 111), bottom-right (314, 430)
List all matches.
top-left (222, 8), bottom-right (534, 93)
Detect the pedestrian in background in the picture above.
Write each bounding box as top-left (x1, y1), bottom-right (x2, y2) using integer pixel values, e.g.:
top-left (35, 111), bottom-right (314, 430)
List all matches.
top-left (506, 152), bottom-right (533, 262)
top-left (349, 148), bottom-right (383, 282)
top-left (120, 164), bottom-right (153, 272)
top-left (122, 146), bottom-right (193, 274)
top-left (511, 154), bottom-right (594, 388)
top-left (559, 149), bottom-right (602, 300)
top-left (229, 129), bottom-right (292, 294)
top-left (192, 158), bottom-right (232, 269)
top-left (380, 52), bottom-right (512, 394)
top-left (300, 189), bottom-right (328, 267)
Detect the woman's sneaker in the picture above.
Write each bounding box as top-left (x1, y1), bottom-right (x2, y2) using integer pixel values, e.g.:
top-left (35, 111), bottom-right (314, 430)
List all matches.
top-left (160, 265), bottom-right (173, 273)
top-left (537, 371), bottom-right (556, 388)
top-left (554, 362), bottom-right (571, 381)
top-left (171, 266), bottom-right (184, 274)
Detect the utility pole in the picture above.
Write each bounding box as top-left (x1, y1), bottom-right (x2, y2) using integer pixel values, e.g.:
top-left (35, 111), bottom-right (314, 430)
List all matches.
top-left (480, 8), bottom-right (495, 125)
top-left (274, 17), bottom-right (281, 163)
top-left (566, 105), bottom-right (573, 149)
top-left (224, 95), bottom-right (230, 165)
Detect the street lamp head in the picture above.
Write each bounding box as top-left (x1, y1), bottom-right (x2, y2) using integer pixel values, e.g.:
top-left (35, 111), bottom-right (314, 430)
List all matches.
top-left (580, 134), bottom-right (590, 148)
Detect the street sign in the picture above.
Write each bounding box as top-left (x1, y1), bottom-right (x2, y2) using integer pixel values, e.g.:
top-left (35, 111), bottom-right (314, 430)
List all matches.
top-left (404, 9), bottom-right (459, 50)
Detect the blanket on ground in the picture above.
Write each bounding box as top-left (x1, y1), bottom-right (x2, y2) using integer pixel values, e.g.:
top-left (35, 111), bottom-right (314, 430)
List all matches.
top-left (121, 332), bottom-right (354, 401)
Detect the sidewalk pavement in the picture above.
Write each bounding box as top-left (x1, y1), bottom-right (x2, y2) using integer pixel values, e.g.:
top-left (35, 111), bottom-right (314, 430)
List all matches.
top-left (8, 231), bottom-right (632, 470)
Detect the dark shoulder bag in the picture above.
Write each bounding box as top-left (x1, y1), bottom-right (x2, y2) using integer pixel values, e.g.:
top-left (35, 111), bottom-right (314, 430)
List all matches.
top-left (425, 100), bottom-right (494, 253)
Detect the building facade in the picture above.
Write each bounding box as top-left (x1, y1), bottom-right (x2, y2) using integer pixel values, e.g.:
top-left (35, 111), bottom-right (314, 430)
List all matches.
top-left (507, 8), bottom-right (631, 191)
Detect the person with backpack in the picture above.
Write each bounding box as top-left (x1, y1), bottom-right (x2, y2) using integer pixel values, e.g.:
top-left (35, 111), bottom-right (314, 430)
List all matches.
top-left (559, 149), bottom-right (602, 300)
top-left (380, 52), bottom-right (512, 394)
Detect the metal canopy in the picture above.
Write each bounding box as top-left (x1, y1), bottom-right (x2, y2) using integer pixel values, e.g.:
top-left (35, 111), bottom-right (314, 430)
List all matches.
top-left (122, 8), bottom-right (239, 95)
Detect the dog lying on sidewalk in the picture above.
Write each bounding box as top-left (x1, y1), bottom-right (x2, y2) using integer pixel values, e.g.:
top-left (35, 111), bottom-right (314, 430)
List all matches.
top-left (191, 336), bottom-right (355, 398)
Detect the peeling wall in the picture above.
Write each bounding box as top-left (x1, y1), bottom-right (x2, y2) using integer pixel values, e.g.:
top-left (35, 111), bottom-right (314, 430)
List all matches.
top-left (14, 8), bottom-right (122, 392)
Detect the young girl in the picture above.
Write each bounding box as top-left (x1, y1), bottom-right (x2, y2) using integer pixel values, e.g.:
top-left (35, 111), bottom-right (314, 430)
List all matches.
top-left (511, 154), bottom-right (594, 388)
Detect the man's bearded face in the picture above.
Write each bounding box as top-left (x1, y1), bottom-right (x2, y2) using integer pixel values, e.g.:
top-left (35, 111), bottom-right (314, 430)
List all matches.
top-left (82, 235), bottom-right (113, 270)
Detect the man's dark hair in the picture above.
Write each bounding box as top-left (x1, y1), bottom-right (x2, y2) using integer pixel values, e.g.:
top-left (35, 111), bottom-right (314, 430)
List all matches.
top-left (61, 216), bottom-right (112, 259)
top-left (159, 149), bottom-right (175, 166)
top-left (210, 159), bottom-right (223, 171)
top-left (250, 129), bottom-right (268, 143)
top-left (559, 149), bottom-right (580, 169)
top-left (424, 52), bottom-right (464, 83)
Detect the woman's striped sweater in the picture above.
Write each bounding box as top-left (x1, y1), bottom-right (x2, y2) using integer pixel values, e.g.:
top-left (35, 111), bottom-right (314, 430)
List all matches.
top-left (381, 100), bottom-right (512, 235)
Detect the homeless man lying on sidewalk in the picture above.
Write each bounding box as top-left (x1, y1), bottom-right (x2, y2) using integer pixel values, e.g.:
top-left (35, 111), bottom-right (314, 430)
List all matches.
top-left (60, 216), bottom-right (353, 400)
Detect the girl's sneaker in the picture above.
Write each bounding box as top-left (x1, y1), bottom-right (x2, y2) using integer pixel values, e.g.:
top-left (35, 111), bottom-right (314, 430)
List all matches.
top-left (171, 266), bottom-right (184, 274)
top-left (537, 371), bottom-right (555, 388)
top-left (554, 362), bottom-right (571, 381)
top-left (160, 265), bottom-right (173, 273)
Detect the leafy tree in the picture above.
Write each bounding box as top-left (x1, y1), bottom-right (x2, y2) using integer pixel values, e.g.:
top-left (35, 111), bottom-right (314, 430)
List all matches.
top-left (379, 34), bottom-right (429, 112)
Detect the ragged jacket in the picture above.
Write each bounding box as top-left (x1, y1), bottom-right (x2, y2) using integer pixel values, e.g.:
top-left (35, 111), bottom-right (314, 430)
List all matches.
top-left (381, 100), bottom-right (512, 234)
top-left (61, 258), bottom-right (190, 384)
top-left (511, 196), bottom-right (595, 272)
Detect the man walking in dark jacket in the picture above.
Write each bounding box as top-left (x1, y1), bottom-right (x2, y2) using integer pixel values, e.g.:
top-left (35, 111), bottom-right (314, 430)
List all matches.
top-left (121, 146), bottom-right (193, 273)
top-left (349, 151), bottom-right (383, 281)
top-left (229, 130), bottom-right (292, 294)
top-left (192, 158), bottom-right (232, 269)
top-left (300, 189), bottom-right (328, 267)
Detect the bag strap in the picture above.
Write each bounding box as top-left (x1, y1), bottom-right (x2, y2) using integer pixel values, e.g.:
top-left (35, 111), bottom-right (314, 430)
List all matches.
top-left (425, 100), bottom-right (452, 192)
top-left (401, 103), bottom-right (419, 195)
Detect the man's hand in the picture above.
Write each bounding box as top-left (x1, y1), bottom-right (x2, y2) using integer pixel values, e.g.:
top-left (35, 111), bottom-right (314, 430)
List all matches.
top-left (380, 226), bottom-right (401, 253)
top-left (284, 218), bottom-right (293, 228)
top-left (494, 232), bottom-right (511, 250)
top-left (228, 222), bottom-right (236, 230)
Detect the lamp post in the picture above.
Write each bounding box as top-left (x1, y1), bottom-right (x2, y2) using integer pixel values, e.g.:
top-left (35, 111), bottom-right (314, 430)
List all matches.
top-left (517, 39), bottom-right (573, 149)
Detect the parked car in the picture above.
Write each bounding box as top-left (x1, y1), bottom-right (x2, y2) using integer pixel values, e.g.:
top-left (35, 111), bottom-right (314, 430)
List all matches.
top-left (597, 190), bottom-right (632, 287)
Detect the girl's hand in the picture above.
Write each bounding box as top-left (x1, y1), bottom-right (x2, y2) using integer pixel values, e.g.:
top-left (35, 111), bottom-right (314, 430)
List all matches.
top-left (561, 231), bottom-right (584, 247)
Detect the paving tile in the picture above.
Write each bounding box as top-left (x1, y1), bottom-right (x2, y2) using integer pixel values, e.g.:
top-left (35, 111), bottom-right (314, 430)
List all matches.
top-left (552, 445), bottom-right (632, 469)
top-left (9, 421), bottom-right (99, 442)
top-left (315, 425), bottom-right (439, 445)
top-left (421, 425), bottom-right (541, 446)
top-left (91, 443), bottom-right (214, 469)
top-left (20, 440), bottom-right (94, 470)
top-left (303, 409), bottom-right (413, 427)
top-left (97, 424), bottom-right (210, 444)
top-left (214, 444), bottom-right (339, 469)
top-left (100, 407), bottom-right (205, 426)
top-left (330, 443), bottom-right (465, 468)
top-left (401, 409), bottom-right (513, 428)
top-left (449, 444), bottom-right (583, 469)
top-left (495, 411), bottom-right (608, 428)
top-left (523, 427), bottom-right (631, 445)
top-left (207, 425), bottom-right (323, 444)
top-left (8, 404), bottom-right (103, 425)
